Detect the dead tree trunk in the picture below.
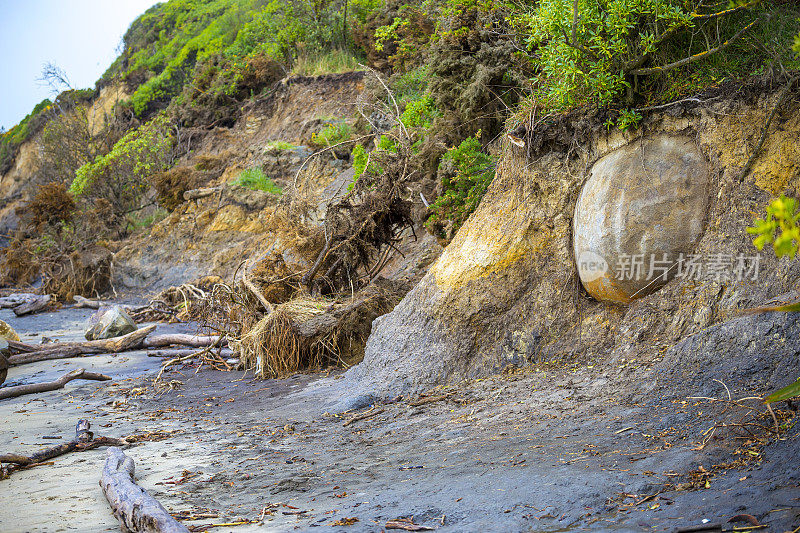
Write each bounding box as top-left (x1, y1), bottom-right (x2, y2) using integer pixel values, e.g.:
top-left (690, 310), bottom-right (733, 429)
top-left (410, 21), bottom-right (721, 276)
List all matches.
top-left (7, 325), bottom-right (157, 366)
top-left (100, 447), bottom-right (190, 533)
top-left (0, 368), bottom-right (111, 400)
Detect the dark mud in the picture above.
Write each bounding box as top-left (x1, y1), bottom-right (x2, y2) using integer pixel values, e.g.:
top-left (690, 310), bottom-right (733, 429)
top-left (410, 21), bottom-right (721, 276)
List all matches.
top-left (0, 305), bottom-right (798, 532)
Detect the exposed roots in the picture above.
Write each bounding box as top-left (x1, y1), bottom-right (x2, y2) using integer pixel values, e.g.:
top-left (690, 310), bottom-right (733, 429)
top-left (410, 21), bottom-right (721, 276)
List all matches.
top-left (218, 279), bottom-right (407, 378)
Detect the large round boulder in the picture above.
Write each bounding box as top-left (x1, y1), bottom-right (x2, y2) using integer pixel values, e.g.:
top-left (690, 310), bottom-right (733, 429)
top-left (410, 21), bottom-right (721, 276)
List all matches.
top-left (573, 135), bottom-right (709, 304)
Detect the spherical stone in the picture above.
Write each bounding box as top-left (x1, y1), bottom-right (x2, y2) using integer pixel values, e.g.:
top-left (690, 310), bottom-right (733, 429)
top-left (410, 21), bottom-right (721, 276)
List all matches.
top-left (573, 135), bottom-right (709, 304)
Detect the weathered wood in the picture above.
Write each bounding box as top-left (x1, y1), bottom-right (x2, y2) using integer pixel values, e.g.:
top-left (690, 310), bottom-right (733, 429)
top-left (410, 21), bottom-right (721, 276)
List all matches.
top-left (7, 340), bottom-right (38, 353)
top-left (0, 352), bottom-right (7, 386)
top-left (147, 348), bottom-right (233, 358)
top-left (183, 187), bottom-right (220, 201)
top-left (143, 334), bottom-right (226, 349)
top-left (0, 420), bottom-right (127, 479)
top-left (0, 368), bottom-right (111, 400)
top-left (343, 406), bottom-right (385, 427)
top-left (13, 294), bottom-right (52, 316)
top-left (7, 325), bottom-right (157, 366)
top-left (100, 447), bottom-right (190, 533)
top-left (73, 295), bottom-right (105, 309)
top-left (0, 293), bottom-right (39, 309)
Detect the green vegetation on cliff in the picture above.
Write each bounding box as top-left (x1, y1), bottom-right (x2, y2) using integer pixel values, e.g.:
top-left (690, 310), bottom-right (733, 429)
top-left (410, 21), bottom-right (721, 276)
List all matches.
top-left (1, 0), bottom-right (798, 294)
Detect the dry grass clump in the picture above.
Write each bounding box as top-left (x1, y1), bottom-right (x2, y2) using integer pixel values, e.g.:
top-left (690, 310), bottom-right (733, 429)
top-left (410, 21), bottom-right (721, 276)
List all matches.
top-left (41, 246), bottom-right (113, 300)
top-left (149, 276), bottom-right (222, 322)
top-left (1, 182), bottom-right (116, 299)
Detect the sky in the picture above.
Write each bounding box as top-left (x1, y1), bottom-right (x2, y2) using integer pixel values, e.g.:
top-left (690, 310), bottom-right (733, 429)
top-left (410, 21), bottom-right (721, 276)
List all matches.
top-left (0, 0), bottom-right (162, 131)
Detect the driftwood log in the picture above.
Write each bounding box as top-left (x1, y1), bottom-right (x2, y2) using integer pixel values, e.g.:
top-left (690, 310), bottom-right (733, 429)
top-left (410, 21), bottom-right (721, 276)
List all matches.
top-left (0, 368), bottom-right (111, 400)
top-left (147, 348), bottom-right (233, 358)
top-left (0, 420), bottom-right (126, 479)
top-left (0, 352), bottom-right (8, 386)
top-left (0, 293), bottom-right (39, 309)
top-left (6, 325), bottom-right (157, 366)
top-left (143, 334), bottom-right (225, 349)
top-left (183, 187), bottom-right (219, 201)
top-left (100, 447), bottom-right (190, 533)
top-left (73, 295), bottom-right (106, 309)
top-left (13, 294), bottom-right (52, 316)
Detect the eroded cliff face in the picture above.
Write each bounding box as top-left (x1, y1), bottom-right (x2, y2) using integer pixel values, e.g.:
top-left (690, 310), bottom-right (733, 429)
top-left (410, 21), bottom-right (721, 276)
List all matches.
top-left (342, 82), bottom-right (800, 400)
top-left (0, 82), bottom-right (130, 245)
top-left (113, 72), bottom-right (443, 291)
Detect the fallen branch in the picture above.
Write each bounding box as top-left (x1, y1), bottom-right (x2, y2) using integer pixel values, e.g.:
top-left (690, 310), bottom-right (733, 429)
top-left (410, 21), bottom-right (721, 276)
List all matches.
top-left (0, 420), bottom-right (127, 479)
top-left (343, 406), bottom-right (385, 427)
top-left (0, 352), bottom-right (7, 386)
top-left (147, 348), bottom-right (233, 359)
top-left (183, 187), bottom-right (220, 201)
top-left (73, 295), bottom-right (105, 309)
top-left (7, 325), bottom-right (157, 366)
top-left (153, 339), bottom-right (226, 384)
top-left (242, 258), bottom-right (273, 315)
top-left (143, 334), bottom-right (226, 349)
top-left (0, 368), bottom-right (111, 400)
top-left (385, 518), bottom-right (435, 531)
top-left (7, 340), bottom-right (38, 353)
top-left (100, 447), bottom-right (190, 533)
top-left (408, 392), bottom-right (455, 407)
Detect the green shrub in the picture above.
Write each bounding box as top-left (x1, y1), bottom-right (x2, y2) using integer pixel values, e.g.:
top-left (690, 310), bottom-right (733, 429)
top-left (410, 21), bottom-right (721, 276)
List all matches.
top-left (291, 48), bottom-right (365, 76)
top-left (376, 133), bottom-right (398, 153)
top-left (311, 122), bottom-right (353, 147)
top-left (70, 114), bottom-right (173, 215)
top-left (352, 143), bottom-right (368, 179)
top-left (0, 99), bottom-right (54, 173)
top-left (365, 3), bottom-right (434, 70)
top-left (115, 0), bottom-right (360, 116)
top-left (400, 95), bottom-right (439, 129)
top-left (512, 0), bottom-right (796, 110)
top-left (428, 134), bottom-right (494, 231)
top-left (265, 140), bottom-right (297, 151)
top-left (233, 167), bottom-right (283, 195)
top-left (392, 65), bottom-right (430, 105)
top-left (128, 207), bottom-right (169, 232)
top-left (350, 0), bottom-right (384, 24)
top-left (747, 195), bottom-right (800, 258)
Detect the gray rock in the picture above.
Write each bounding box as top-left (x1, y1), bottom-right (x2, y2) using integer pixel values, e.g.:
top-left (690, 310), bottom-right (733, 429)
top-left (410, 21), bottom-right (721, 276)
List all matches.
top-left (573, 135), bottom-right (709, 304)
top-left (649, 310), bottom-right (800, 399)
top-left (85, 306), bottom-right (137, 341)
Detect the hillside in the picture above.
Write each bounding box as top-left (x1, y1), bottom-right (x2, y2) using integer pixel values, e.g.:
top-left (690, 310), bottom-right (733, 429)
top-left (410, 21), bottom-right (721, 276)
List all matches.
top-left (1, 0), bottom-right (800, 531)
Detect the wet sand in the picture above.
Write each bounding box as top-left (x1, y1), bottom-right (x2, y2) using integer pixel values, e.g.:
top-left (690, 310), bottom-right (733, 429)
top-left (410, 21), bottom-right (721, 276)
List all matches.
top-left (1, 306), bottom-right (798, 532)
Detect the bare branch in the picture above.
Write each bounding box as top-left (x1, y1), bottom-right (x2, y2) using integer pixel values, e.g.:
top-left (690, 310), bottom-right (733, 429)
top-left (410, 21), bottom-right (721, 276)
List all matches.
top-left (38, 62), bottom-right (73, 95)
top-left (560, 28), bottom-right (598, 61)
top-left (629, 18), bottom-right (759, 76)
top-left (691, 0), bottom-right (761, 21)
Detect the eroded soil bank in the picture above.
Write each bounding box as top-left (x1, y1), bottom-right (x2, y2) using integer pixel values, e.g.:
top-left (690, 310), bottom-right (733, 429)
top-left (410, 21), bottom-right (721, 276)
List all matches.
top-left (1, 305), bottom-right (798, 532)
